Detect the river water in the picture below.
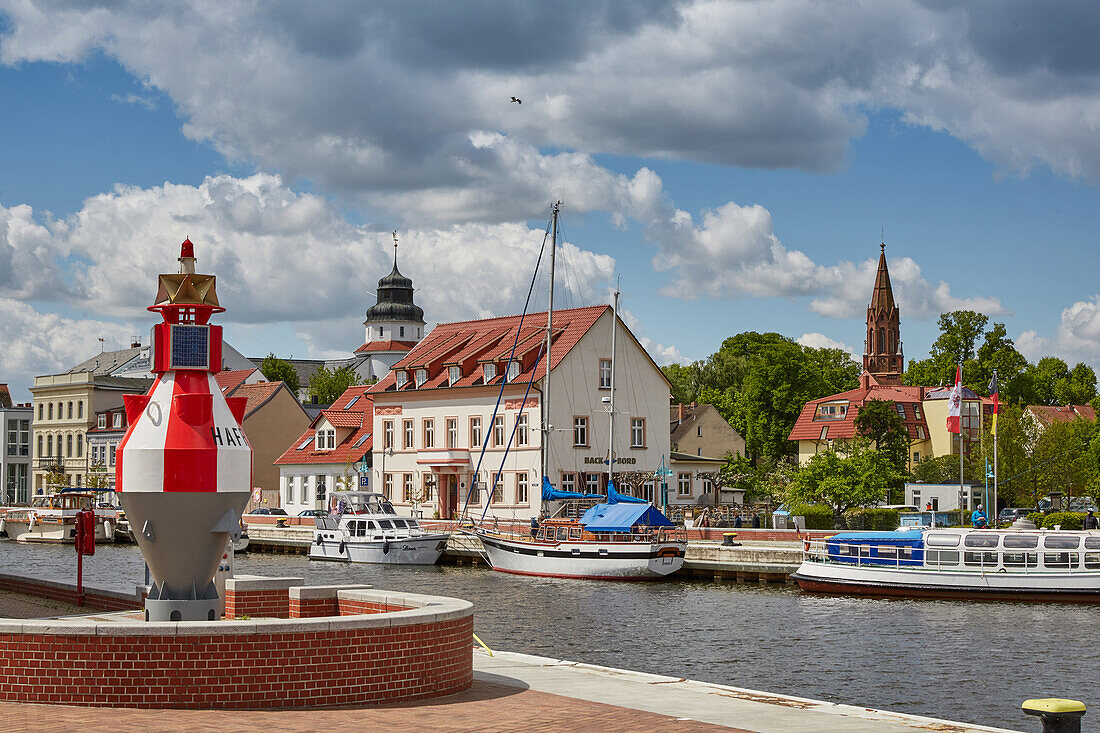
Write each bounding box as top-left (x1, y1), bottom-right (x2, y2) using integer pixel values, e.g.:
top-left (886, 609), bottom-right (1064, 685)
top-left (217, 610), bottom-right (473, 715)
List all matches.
top-left (2, 540), bottom-right (1096, 732)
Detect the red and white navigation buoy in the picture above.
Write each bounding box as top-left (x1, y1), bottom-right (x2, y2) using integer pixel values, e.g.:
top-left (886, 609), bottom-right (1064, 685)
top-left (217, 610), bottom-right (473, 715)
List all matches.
top-left (116, 239), bottom-right (251, 622)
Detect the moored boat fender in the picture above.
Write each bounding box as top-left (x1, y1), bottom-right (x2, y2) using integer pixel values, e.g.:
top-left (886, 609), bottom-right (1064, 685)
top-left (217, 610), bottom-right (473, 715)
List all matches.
top-left (0, 517), bottom-right (6, 537)
top-left (27, 515), bottom-right (35, 532)
top-left (338, 540), bottom-right (346, 554)
top-left (103, 519), bottom-right (114, 542)
top-left (315, 534), bottom-right (323, 545)
top-left (382, 540), bottom-right (390, 555)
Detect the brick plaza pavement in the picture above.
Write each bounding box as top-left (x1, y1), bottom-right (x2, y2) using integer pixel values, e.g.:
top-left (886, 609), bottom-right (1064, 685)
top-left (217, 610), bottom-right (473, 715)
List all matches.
top-left (0, 681), bottom-right (746, 733)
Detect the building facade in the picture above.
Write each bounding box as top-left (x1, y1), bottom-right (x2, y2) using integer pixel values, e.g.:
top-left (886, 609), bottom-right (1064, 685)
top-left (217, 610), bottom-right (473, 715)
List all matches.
top-left (86, 406), bottom-right (128, 501)
top-left (368, 305), bottom-right (671, 521)
top-left (1, 385), bottom-right (32, 505)
top-left (670, 402), bottom-right (745, 459)
top-left (275, 385), bottom-right (373, 515)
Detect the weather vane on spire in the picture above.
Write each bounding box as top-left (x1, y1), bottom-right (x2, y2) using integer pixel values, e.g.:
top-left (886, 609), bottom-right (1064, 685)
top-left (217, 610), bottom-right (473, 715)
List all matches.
top-left (392, 230), bottom-right (399, 268)
top-left (880, 226), bottom-right (886, 253)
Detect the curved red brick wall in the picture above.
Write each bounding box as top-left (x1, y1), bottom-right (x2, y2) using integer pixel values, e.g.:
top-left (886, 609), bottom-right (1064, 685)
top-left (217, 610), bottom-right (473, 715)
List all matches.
top-left (0, 590), bottom-right (473, 709)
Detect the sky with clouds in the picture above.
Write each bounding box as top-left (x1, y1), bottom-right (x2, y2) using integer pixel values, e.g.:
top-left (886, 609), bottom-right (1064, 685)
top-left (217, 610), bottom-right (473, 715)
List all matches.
top-left (2, 1), bottom-right (1100, 399)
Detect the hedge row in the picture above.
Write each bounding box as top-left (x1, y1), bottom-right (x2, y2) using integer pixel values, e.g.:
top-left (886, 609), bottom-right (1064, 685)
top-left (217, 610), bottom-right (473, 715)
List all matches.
top-left (786, 504), bottom-right (900, 530)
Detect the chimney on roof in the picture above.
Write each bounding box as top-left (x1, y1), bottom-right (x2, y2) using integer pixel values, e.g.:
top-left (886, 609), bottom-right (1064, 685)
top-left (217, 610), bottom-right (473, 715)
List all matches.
top-left (919, 386), bottom-right (926, 401)
top-left (677, 403), bottom-right (683, 422)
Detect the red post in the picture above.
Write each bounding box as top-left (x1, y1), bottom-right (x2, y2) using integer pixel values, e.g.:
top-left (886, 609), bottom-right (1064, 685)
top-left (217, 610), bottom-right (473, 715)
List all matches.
top-left (75, 511), bottom-right (84, 606)
top-left (74, 509), bottom-right (95, 606)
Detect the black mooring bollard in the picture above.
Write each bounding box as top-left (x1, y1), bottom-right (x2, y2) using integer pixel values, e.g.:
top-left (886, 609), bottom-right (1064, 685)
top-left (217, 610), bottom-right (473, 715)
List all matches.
top-left (1022, 698), bottom-right (1086, 733)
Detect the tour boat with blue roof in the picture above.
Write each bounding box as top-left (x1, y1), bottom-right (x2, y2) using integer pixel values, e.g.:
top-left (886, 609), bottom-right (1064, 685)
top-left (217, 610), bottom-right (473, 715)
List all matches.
top-left (792, 528), bottom-right (1100, 602)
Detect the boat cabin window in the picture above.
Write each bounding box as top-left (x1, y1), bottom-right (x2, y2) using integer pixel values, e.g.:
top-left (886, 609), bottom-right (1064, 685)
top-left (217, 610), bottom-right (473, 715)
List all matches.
top-left (569, 528), bottom-right (581, 540)
top-left (366, 521), bottom-right (378, 530)
top-left (1085, 537), bottom-right (1100, 550)
top-left (392, 519), bottom-right (407, 528)
top-left (557, 528), bottom-right (568, 541)
top-left (963, 551), bottom-right (998, 567)
top-left (1043, 536), bottom-right (1080, 549)
top-left (876, 546), bottom-right (913, 559)
top-left (1044, 552), bottom-right (1079, 569)
top-left (925, 550), bottom-right (960, 566)
top-left (1085, 553), bottom-right (1100, 569)
top-left (1004, 535), bottom-right (1039, 549)
top-left (963, 534), bottom-right (999, 548)
top-left (407, 520), bottom-right (419, 529)
top-left (926, 533), bottom-right (961, 548)
top-left (378, 520), bottom-right (393, 529)
top-left (354, 521), bottom-right (367, 537)
top-left (1002, 552), bottom-right (1038, 568)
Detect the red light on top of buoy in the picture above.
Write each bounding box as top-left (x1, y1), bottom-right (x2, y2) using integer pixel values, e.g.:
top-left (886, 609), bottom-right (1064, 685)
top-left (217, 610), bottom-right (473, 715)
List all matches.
top-left (180, 237), bottom-right (195, 259)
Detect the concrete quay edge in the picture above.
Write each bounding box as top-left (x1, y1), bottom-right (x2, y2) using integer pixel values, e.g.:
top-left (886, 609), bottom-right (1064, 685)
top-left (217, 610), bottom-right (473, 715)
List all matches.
top-left (474, 649), bottom-right (1022, 733)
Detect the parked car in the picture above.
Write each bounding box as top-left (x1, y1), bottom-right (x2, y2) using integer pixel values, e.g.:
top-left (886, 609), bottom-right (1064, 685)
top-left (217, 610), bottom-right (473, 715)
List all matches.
top-left (998, 507), bottom-right (1036, 524)
top-left (247, 507), bottom-right (288, 516)
top-left (298, 509), bottom-right (327, 517)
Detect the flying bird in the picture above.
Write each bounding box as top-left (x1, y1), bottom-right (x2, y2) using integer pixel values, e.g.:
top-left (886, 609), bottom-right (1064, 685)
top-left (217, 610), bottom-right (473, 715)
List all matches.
top-left (510, 96), bottom-right (522, 104)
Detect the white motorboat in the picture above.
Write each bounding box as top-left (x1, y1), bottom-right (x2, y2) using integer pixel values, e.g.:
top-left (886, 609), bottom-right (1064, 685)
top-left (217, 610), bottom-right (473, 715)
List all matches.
top-left (310, 491), bottom-right (448, 564)
top-left (1, 491), bottom-right (117, 544)
top-left (792, 527), bottom-right (1100, 602)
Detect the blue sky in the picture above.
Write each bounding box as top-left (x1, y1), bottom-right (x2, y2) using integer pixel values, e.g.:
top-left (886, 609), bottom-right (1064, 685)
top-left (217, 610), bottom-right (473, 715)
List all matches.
top-left (3, 1), bottom-right (1100, 399)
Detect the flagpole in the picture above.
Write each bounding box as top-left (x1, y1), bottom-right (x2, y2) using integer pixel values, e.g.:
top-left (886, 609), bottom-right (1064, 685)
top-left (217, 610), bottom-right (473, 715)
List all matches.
top-left (959, 363), bottom-right (965, 526)
top-left (993, 369), bottom-right (999, 526)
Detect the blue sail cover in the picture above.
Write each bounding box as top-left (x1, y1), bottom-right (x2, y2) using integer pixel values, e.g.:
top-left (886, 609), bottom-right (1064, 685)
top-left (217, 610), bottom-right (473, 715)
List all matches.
top-left (606, 480), bottom-right (647, 504)
top-left (541, 476), bottom-right (602, 502)
top-left (580, 502), bottom-right (675, 532)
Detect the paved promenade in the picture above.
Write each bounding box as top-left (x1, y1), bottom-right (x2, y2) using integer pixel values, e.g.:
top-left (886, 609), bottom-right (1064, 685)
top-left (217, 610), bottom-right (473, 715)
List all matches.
top-left (0, 588), bottom-right (88, 618)
top-left (0, 646), bottom-right (1022, 732)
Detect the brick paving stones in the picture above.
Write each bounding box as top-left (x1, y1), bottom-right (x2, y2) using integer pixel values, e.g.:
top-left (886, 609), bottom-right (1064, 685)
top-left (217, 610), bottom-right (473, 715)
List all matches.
top-left (0, 681), bottom-right (744, 732)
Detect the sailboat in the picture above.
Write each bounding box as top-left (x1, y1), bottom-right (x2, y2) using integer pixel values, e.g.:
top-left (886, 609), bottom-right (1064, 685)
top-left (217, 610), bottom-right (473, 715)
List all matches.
top-left (472, 204), bottom-right (686, 580)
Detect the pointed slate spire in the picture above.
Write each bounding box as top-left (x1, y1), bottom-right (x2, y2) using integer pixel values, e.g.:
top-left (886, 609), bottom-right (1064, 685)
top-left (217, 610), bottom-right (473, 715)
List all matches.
top-left (863, 241), bottom-right (902, 384)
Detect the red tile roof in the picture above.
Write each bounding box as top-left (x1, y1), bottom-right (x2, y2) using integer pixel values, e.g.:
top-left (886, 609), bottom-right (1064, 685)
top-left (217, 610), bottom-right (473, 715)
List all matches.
top-left (354, 339), bottom-right (418, 354)
top-left (372, 305), bottom-right (608, 393)
top-left (788, 377), bottom-right (994, 442)
top-left (1027, 404), bottom-right (1096, 427)
top-left (275, 385), bottom-right (374, 466)
top-left (230, 381), bottom-right (286, 418)
top-left (215, 368), bottom-right (257, 394)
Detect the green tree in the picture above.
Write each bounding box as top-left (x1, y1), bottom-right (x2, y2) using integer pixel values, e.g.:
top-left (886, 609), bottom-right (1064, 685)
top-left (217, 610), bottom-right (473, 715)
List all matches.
top-left (784, 441), bottom-right (898, 528)
top-left (803, 346), bottom-right (861, 396)
top-left (1056, 363), bottom-right (1097, 406)
top-left (1031, 417), bottom-right (1094, 504)
top-left (853, 398), bottom-right (909, 475)
top-left (973, 323), bottom-right (1029, 404)
top-left (662, 362), bottom-right (704, 404)
top-left (929, 311), bottom-right (988, 373)
top-left (975, 405), bottom-right (1039, 508)
top-left (698, 386), bottom-right (736, 424)
top-left (260, 353), bottom-right (300, 394)
top-left (85, 460), bottom-right (111, 491)
top-left (308, 365), bottom-right (362, 404)
top-left (1025, 357), bottom-right (1070, 406)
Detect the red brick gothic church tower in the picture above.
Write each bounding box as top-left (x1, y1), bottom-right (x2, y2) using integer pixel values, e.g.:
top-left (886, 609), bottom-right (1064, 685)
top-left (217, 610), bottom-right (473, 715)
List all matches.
top-left (863, 243), bottom-right (903, 385)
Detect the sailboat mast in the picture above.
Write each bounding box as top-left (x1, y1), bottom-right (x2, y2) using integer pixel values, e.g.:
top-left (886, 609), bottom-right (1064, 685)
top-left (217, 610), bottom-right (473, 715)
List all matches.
top-left (542, 202), bottom-right (559, 483)
top-left (607, 278), bottom-right (620, 488)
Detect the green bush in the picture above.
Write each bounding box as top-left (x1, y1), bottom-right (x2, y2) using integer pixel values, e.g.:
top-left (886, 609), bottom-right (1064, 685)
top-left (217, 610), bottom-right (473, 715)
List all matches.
top-left (1026, 512), bottom-right (1045, 527)
top-left (1041, 512), bottom-right (1084, 530)
top-left (788, 503), bottom-right (833, 530)
top-left (846, 508), bottom-right (900, 531)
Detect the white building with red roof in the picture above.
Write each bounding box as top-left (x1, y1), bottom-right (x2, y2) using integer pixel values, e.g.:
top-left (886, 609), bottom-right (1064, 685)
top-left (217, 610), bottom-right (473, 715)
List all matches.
top-left (367, 304), bottom-right (671, 521)
top-left (274, 385), bottom-right (374, 515)
top-left (789, 245), bottom-right (991, 471)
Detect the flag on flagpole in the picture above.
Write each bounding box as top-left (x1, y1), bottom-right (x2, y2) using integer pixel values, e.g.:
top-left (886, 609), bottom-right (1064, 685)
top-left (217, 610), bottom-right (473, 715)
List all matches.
top-left (947, 366), bottom-right (962, 433)
top-left (987, 371), bottom-right (1000, 437)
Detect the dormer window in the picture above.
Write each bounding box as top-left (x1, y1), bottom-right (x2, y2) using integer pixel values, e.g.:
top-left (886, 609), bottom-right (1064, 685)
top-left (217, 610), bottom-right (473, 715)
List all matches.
top-left (97, 414), bottom-right (107, 429)
top-left (315, 429), bottom-right (335, 450)
top-left (112, 412), bottom-right (123, 428)
top-left (506, 361), bottom-right (520, 382)
top-left (449, 366), bottom-right (461, 385)
top-left (815, 403), bottom-right (848, 420)
top-left (395, 371), bottom-right (408, 387)
top-left (415, 368), bottom-right (428, 387)
top-left (483, 363), bottom-right (497, 381)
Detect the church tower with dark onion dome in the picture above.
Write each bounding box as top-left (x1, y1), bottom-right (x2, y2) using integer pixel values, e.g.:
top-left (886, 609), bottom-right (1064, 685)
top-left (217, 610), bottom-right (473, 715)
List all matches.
top-left (351, 235), bottom-right (426, 381)
top-left (863, 242), bottom-right (903, 385)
